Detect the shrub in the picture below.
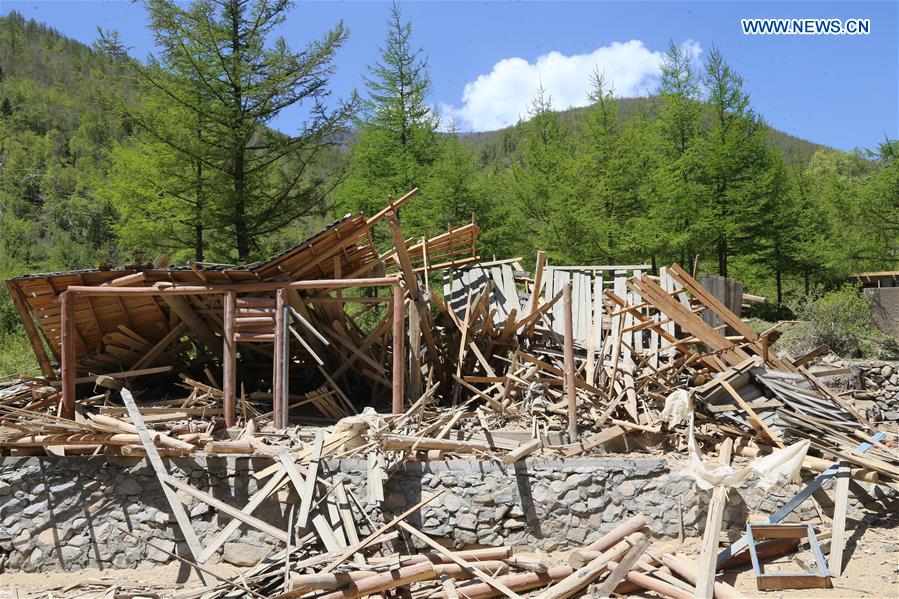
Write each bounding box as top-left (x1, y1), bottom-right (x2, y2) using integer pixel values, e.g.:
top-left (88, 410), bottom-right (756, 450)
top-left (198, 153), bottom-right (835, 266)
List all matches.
top-left (781, 284), bottom-right (897, 358)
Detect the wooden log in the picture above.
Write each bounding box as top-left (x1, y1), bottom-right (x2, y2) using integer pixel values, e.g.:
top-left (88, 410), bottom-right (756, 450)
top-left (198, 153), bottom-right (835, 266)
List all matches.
top-left (563, 281), bottom-right (577, 441)
top-left (380, 436), bottom-right (491, 453)
top-left (586, 513), bottom-right (647, 553)
top-left (89, 414), bottom-right (194, 452)
top-left (427, 566), bottom-right (573, 599)
top-left (2, 433), bottom-right (146, 447)
top-left (393, 285), bottom-right (405, 414)
top-left (695, 437), bottom-right (733, 598)
top-left (529, 250), bottom-right (546, 317)
top-left (204, 440), bottom-right (254, 454)
top-left (612, 561), bottom-right (693, 599)
top-left (66, 276), bottom-right (401, 297)
top-left (540, 531), bottom-right (645, 599)
top-left (502, 438), bottom-right (542, 464)
top-left (312, 561), bottom-right (436, 599)
top-left (398, 521), bottom-right (525, 599)
top-left (273, 288), bottom-right (287, 429)
top-left (287, 561), bottom-right (510, 595)
top-left (662, 555), bottom-right (738, 599)
top-left (223, 290), bottom-right (236, 427)
top-left (60, 291), bottom-right (76, 420)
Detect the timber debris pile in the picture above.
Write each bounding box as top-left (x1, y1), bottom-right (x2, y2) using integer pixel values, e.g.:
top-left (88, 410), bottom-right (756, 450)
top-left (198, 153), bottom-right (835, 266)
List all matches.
top-left (1, 188), bottom-right (897, 597)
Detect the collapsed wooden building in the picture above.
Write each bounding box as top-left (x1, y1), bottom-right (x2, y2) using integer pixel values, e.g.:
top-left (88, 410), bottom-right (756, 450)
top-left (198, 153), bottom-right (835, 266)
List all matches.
top-left (1, 188), bottom-right (897, 598)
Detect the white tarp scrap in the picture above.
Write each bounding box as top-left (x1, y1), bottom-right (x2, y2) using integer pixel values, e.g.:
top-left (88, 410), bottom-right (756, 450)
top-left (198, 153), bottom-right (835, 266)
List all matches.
top-left (660, 388), bottom-right (693, 428)
top-left (686, 415), bottom-right (810, 491)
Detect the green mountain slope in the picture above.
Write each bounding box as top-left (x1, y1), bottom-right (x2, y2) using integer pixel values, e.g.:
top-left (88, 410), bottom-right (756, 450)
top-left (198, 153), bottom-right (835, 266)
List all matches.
top-left (460, 97), bottom-right (829, 165)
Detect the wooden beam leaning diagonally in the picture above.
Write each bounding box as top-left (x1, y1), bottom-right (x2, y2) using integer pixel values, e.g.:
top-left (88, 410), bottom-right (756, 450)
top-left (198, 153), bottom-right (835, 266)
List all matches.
top-left (628, 275), bottom-right (751, 367)
top-left (161, 295), bottom-right (224, 361)
top-left (668, 264), bottom-right (795, 371)
top-left (4, 280), bottom-right (56, 377)
top-left (119, 389), bottom-right (206, 570)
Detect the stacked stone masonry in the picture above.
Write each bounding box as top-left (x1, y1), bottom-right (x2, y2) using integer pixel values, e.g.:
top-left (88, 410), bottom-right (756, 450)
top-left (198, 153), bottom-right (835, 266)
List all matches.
top-left (0, 455), bottom-right (879, 572)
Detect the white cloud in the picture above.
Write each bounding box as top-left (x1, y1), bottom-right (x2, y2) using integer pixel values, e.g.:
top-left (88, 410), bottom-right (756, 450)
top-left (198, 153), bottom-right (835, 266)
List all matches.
top-left (443, 39), bottom-right (701, 132)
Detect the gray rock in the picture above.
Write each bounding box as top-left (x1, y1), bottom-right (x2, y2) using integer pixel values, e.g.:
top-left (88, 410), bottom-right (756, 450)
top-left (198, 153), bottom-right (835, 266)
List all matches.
top-left (456, 514), bottom-right (478, 531)
top-left (116, 479), bottom-right (142, 495)
top-left (223, 542), bottom-right (269, 567)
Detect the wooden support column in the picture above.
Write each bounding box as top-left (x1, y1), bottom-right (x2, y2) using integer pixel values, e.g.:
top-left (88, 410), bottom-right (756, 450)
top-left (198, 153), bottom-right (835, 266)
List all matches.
top-left (60, 291), bottom-right (76, 420)
top-left (563, 281), bottom-right (577, 441)
top-left (273, 288), bottom-right (288, 429)
top-left (222, 290), bottom-right (236, 427)
top-left (392, 286), bottom-right (405, 415)
top-left (695, 437), bottom-right (734, 598)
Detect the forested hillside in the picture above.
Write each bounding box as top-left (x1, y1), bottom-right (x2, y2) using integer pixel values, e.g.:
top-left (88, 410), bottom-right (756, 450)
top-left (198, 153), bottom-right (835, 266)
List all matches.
top-left (1, 4), bottom-right (897, 375)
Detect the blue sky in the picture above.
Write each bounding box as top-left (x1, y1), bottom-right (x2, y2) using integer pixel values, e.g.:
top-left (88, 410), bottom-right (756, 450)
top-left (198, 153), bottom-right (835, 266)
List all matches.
top-left (2, 0), bottom-right (897, 151)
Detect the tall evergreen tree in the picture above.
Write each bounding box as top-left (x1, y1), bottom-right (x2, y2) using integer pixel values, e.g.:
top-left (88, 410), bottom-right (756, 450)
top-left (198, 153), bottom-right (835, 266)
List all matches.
top-left (697, 46), bottom-right (777, 277)
top-left (101, 0), bottom-right (355, 260)
top-left (334, 2), bottom-right (438, 230)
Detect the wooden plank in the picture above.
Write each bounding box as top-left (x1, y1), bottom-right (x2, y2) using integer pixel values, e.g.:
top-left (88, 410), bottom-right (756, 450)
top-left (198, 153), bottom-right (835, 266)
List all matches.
top-left (297, 431), bottom-right (324, 529)
top-left (695, 438), bottom-right (733, 598)
top-left (829, 461), bottom-right (850, 577)
top-left (4, 280), bottom-right (55, 377)
top-left (163, 475), bottom-right (289, 543)
top-left (322, 490), bottom-right (444, 573)
top-left (119, 389), bottom-right (206, 569)
top-left (720, 380), bottom-right (785, 448)
top-left (197, 468), bottom-right (289, 562)
top-left (590, 534), bottom-right (651, 598)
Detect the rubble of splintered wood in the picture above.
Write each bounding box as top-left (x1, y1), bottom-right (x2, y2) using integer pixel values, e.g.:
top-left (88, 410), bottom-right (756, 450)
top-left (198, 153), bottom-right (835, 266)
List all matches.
top-left (2, 187), bottom-right (898, 597)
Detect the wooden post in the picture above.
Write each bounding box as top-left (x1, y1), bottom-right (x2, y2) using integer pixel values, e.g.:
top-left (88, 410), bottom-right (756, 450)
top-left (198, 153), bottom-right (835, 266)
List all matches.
top-left (392, 286), bottom-right (405, 415)
top-left (563, 281), bottom-right (577, 441)
top-left (529, 250), bottom-right (545, 316)
top-left (60, 291), bottom-right (76, 420)
top-left (695, 437), bottom-right (734, 598)
top-left (829, 461), bottom-right (850, 577)
top-left (273, 288), bottom-right (287, 428)
top-left (222, 290), bottom-right (236, 427)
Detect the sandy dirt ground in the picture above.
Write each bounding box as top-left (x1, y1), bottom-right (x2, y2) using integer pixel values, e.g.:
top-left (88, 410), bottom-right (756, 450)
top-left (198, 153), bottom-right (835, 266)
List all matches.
top-left (2, 519), bottom-right (897, 599)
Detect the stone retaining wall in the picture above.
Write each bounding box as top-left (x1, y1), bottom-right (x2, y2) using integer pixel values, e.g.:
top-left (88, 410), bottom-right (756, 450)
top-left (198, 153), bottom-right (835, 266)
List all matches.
top-left (0, 455), bottom-right (826, 572)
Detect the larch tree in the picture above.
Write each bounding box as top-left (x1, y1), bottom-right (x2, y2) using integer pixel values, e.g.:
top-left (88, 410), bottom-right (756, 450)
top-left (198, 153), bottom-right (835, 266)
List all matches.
top-left (334, 2), bottom-right (438, 229)
top-left (102, 0), bottom-right (355, 261)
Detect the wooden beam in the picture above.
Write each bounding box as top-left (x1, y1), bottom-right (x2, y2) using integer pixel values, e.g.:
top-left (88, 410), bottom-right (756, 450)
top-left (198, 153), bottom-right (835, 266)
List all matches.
top-left (162, 295), bottom-right (223, 361)
top-left (223, 290), bottom-right (236, 427)
top-left (829, 461), bottom-right (850, 577)
top-left (695, 438), bottom-right (733, 598)
top-left (120, 389), bottom-right (207, 574)
top-left (60, 291), bottom-right (76, 419)
top-left (4, 280), bottom-right (55, 377)
top-left (529, 250), bottom-right (545, 316)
